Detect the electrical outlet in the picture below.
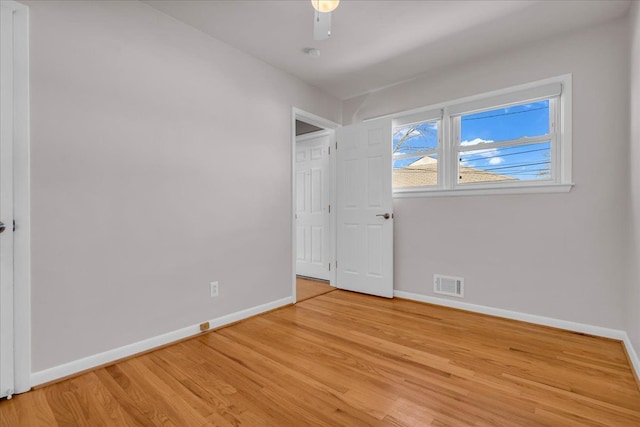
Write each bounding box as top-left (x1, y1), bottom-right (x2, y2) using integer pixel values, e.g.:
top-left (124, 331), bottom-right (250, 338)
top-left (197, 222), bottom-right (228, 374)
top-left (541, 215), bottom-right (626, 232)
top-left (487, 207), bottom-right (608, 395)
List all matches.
top-left (210, 281), bottom-right (219, 297)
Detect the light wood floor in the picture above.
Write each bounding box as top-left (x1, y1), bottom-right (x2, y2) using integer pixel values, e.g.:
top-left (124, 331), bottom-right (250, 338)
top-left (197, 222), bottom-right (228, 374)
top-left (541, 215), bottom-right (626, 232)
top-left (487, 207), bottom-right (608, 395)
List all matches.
top-left (2, 290), bottom-right (640, 426)
top-left (296, 276), bottom-right (334, 302)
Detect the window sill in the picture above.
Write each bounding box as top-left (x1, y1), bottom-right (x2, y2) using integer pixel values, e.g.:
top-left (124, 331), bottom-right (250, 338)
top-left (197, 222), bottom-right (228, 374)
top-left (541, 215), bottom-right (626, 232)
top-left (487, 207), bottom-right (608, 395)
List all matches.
top-left (393, 183), bottom-right (574, 198)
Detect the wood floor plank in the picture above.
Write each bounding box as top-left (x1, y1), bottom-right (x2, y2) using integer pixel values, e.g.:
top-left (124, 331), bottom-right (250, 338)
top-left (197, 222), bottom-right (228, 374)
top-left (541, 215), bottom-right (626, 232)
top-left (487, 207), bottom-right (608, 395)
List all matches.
top-left (0, 389), bottom-right (57, 426)
top-left (200, 329), bottom-right (386, 426)
top-left (79, 372), bottom-right (143, 427)
top-left (43, 377), bottom-right (96, 427)
top-left (2, 290), bottom-right (640, 426)
top-left (171, 339), bottom-right (332, 426)
top-left (93, 366), bottom-right (181, 427)
top-left (142, 353), bottom-right (241, 427)
top-left (296, 276), bottom-right (334, 302)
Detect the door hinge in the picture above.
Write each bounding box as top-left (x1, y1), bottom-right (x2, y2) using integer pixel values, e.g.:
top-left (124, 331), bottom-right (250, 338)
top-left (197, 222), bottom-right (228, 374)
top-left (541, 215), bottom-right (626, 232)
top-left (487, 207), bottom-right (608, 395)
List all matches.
top-left (335, 260), bottom-right (338, 269)
top-left (328, 146), bottom-right (331, 155)
top-left (335, 141), bottom-right (338, 150)
top-left (328, 204), bottom-right (331, 213)
top-left (328, 263), bottom-right (331, 271)
top-left (13, 220), bottom-right (16, 232)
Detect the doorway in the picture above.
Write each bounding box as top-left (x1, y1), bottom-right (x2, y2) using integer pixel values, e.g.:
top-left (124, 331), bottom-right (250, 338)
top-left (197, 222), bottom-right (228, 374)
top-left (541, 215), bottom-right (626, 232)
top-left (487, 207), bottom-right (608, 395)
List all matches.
top-left (295, 130), bottom-right (331, 281)
top-left (291, 110), bottom-right (395, 302)
top-left (291, 109), bottom-right (339, 303)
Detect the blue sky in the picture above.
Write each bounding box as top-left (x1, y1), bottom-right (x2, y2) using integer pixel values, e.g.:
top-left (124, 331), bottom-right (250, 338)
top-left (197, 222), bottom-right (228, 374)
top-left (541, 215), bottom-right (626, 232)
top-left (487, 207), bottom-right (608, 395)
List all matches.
top-left (393, 100), bottom-right (551, 182)
top-left (460, 100), bottom-right (550, 180)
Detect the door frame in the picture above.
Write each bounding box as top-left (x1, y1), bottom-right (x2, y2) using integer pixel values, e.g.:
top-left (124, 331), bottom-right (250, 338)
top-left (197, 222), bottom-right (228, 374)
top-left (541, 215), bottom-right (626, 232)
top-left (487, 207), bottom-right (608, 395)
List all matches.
top-left (291, 108), bottom-right (339, 303)
top-left (0, 0), bottom-right (31, 395)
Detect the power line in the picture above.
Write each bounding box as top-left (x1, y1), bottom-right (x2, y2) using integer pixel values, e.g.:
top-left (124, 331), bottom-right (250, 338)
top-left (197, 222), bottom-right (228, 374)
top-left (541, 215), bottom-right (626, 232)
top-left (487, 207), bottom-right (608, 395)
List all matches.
top-left (460, 147), bottom-right (549, 162)
top-left (462, 106), bottom-right (548, 121)
top-left (460, 169), bottom-right (549, 176)
top-left (471, 161), bottom-right (550, 172)
top-left (394, 162), bottom-right (550, 173)
top-left (394, 168), bottom-right (550, 177)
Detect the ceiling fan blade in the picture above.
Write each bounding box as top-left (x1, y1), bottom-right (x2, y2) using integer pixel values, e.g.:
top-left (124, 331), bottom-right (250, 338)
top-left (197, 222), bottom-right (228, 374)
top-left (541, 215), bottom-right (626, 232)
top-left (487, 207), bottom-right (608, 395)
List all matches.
top-left (313, 10), bottom-right (331, 41)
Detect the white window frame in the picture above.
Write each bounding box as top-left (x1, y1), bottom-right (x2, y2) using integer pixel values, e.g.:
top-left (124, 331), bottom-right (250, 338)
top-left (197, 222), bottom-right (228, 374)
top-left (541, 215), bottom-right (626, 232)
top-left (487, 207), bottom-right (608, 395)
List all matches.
top-left (452, 96), bottom-right (558, 189)
top-left (391, 75), bottom-right (573, 198)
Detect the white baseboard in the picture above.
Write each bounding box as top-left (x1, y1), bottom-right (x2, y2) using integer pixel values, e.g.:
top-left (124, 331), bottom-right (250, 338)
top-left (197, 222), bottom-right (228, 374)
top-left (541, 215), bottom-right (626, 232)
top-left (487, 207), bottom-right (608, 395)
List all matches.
top-left (394, 290), bottom-right (640, 381)
top-left (30, 291), bottom-right (640, 389)
top-left (622, 333), bottom-right (640, 383)
top-left (30, 296), bottom-right (293, 387)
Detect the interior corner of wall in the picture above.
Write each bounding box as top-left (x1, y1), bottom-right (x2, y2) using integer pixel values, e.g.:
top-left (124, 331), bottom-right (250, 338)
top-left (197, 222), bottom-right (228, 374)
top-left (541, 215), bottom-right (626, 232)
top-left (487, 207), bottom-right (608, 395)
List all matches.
top-left (342, 93), bottom-right (371, 125)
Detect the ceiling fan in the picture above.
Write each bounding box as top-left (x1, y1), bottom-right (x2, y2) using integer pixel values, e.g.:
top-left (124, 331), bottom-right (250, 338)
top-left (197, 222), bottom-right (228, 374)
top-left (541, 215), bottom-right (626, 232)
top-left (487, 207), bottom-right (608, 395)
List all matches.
top-left (311, 0), bottom-right (340, 41)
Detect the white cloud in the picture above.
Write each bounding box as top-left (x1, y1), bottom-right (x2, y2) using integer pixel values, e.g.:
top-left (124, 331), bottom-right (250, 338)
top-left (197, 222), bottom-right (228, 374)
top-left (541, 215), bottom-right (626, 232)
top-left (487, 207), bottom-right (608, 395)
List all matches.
top-left (460, 139), bottom-right (501, 162)
top-left (460, 138), bottom-right (507, 168)
top-left (478, 149), bottom-right (498, 158)
top-left (460, 137), bottom-right (494, 147)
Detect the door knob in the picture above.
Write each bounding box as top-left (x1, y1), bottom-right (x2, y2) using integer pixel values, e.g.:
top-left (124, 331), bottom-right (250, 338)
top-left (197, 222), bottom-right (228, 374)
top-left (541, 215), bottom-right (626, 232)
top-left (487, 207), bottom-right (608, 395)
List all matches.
top-left (376, 213), bottom-right (391, 220)
top-left (0, 222), bottom-right (5, 233)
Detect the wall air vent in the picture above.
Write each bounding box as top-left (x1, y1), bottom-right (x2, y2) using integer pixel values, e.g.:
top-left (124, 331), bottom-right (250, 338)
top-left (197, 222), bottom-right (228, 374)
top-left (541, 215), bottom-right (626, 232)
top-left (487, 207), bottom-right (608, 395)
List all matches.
top-left (434, 274), bottom-right (464, 298)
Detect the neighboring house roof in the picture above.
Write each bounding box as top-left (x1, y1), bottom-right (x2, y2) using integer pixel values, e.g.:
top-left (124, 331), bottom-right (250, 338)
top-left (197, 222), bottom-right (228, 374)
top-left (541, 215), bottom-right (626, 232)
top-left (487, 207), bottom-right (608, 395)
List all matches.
top-left (393, 156), bottom-right (516, 188)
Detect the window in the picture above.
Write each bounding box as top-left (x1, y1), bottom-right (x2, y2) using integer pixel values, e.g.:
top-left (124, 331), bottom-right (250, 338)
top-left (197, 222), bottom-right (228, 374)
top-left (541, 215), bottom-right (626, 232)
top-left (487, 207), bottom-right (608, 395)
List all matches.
top-left (456, 99), bottom-right (554, 185)
top-left (393, 119), bottom-right (440, 188)
top-left (392, 76), bottom-right (572, 196)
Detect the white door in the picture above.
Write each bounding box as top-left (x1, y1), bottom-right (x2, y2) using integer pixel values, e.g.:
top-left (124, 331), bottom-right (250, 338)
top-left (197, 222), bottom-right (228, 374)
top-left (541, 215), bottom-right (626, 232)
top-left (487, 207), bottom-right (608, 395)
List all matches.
top-left (336, 119), bottom-right (393, 298)
top-left (296, 133), bottom-right (331, 281)
top-left (0, 3), bottom-right (16, 399)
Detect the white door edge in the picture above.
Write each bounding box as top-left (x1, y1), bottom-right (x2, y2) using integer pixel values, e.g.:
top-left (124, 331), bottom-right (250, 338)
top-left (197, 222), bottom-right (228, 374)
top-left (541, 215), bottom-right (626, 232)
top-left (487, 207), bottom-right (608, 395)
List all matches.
top-left (0, 2), bottom-right (16, 399)
top-left (0, 0), bottom-right (31, 395)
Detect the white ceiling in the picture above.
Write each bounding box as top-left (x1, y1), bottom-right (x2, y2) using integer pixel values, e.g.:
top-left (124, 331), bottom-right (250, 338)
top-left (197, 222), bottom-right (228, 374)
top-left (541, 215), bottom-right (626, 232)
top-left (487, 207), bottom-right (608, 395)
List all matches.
top-left (144, 0), bottom-right (631, 100)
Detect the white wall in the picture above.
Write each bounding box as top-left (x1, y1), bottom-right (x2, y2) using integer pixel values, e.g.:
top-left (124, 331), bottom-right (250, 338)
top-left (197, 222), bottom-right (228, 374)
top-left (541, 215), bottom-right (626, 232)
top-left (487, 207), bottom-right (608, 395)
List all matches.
top-left (26, 0), bottom-right (340, 372)
top-left (343, 17), bottom-right (630, 330)
top-left (627, 2), bottom-right (640, 352)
